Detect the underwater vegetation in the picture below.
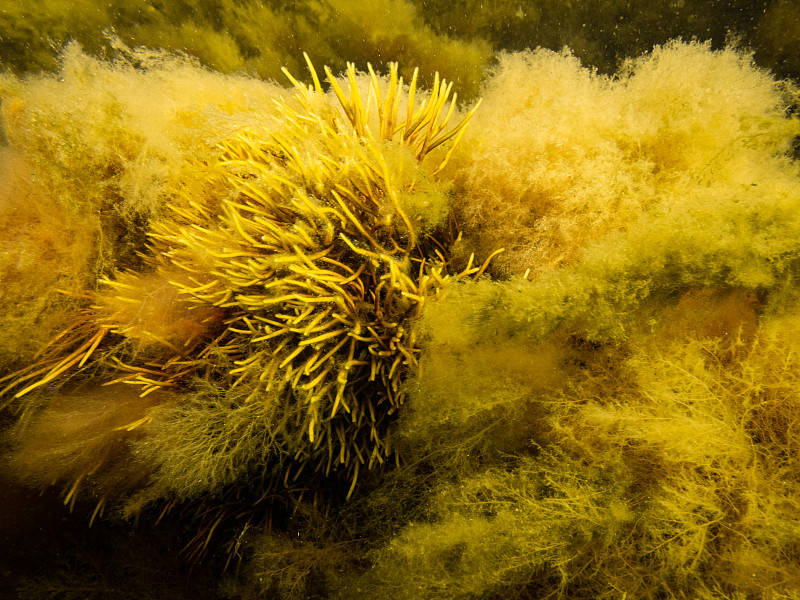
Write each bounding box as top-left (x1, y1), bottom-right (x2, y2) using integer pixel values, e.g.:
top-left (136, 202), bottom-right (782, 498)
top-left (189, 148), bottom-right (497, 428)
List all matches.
top-left (4, 0), bottom-right (800, 97)
top-left (1, 43), bottom-right (487, 515)
top-left (3, 30), bottom-right (800, 600)
top-left (0, 0), bottom-right (490, 98)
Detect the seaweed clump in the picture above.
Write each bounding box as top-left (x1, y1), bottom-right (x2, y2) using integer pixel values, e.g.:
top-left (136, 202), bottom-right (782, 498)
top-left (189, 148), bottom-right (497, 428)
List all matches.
top-left (1, 51), bottom-right (483, 513)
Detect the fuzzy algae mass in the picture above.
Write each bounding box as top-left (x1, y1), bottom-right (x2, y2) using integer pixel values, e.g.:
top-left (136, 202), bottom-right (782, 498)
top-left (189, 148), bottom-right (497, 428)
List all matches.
top-left (364, 42), bottom-right (800, 600)
top-left (4, 39), bottom-right (800, 600)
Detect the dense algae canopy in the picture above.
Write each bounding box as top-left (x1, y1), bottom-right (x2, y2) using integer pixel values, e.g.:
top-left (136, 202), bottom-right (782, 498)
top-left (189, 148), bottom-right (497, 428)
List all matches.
top-left (4, 39), bottom-right (800, 600)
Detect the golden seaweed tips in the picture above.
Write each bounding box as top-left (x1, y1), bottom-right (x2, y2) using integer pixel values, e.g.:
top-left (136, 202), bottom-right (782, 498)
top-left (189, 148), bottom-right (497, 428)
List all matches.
top-left (284, 54), bottom-right (481, 173)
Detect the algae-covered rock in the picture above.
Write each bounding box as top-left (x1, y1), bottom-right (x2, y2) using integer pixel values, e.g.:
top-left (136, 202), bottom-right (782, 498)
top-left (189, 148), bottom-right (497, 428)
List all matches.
top-left (3, 31), bottom-right (800, 600)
